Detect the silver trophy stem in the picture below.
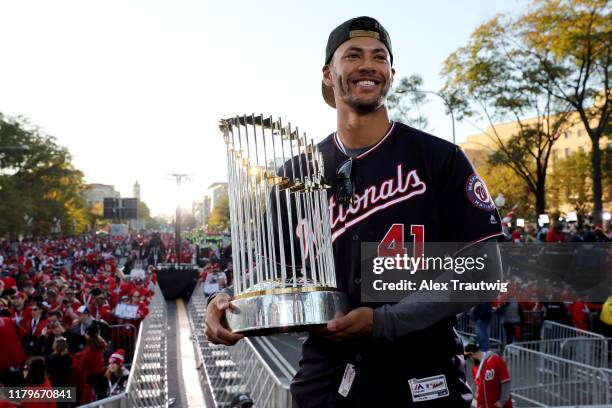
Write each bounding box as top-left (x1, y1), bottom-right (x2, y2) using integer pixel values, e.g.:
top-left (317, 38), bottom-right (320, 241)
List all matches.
top-left (219, 114), bottom-right (347, 335)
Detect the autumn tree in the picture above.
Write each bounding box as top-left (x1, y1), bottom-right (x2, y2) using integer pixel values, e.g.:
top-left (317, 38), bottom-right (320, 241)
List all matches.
top-left (442, 11), bottom-right (577, 219)
top-left (207, 194), bottom-right (230, 232)
top-left (549, 151), bottom-right (593, 224)
top-left (518, 0), bottom-right (610, 223)
top-left (444, 0), bottom-right (610, 222)
top-left (387, 75), bottom-right (430, 130)
top-left (549, 147), bottom-right (612, 224)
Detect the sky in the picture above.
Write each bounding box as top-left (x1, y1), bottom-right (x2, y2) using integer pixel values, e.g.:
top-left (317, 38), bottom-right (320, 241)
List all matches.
top-left (0, 0), bottom-right (529, 215)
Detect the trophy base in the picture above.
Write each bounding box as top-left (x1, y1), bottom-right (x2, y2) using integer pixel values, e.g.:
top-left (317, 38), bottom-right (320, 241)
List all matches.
top-left (225, 288), bottom-right (349, 336)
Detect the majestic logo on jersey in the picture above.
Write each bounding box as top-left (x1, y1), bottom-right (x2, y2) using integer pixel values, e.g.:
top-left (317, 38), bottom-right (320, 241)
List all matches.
top-left (329, 163), bottom-right (427, 241)
top-left (466, 173), bottom-right (495, 211)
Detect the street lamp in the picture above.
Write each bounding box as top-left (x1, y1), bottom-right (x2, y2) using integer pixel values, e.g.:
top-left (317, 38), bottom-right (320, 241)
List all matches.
top-left (395, 89), bottom-right (456, 144)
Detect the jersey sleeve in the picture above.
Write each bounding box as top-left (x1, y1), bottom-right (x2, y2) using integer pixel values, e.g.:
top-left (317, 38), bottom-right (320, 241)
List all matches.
top-left (440, 147), bottom-right (504, 245)
top-left (494, 355), bottom-right (511, 383)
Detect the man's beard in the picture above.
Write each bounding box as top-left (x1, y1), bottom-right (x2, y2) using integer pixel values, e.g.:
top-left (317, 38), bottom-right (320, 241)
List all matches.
top-left (336, 75), bottom-right (389, 114)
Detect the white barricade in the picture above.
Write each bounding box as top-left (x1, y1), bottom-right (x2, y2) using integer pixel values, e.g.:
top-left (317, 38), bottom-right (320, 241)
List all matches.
top-left (188, 282), bottom-right (294, 407)
top-left (504, 344), bottom-right (611, 406)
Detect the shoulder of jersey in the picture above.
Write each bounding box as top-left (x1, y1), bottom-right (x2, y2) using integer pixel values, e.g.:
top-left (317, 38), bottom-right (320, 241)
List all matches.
top-left (317, 133), bottom-right (336, 151)
top-left (393, 122), bottom-right (456, 154)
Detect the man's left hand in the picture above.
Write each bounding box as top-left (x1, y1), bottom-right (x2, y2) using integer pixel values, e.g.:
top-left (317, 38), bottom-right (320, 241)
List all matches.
top-left (311, 307), bottom-right (373, 340)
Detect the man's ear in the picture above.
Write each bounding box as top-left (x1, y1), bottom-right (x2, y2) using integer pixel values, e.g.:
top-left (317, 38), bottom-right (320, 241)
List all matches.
top-left (322, 64), bottom-right (333, 87)
top-left (391, 67), bottom-right (396, 83)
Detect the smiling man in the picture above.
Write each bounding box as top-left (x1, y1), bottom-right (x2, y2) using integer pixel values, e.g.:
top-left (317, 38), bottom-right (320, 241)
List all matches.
top-left (206, 16), bottom-right (504, 407)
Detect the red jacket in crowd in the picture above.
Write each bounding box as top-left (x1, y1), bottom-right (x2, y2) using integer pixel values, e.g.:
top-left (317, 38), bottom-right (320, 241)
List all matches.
top-left (0, 317), bottom-right (27, 372)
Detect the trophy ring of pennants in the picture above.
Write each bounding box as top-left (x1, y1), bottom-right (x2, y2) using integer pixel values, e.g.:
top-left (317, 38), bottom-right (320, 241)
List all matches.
top-left (219, 114), bottom-right (348, 335)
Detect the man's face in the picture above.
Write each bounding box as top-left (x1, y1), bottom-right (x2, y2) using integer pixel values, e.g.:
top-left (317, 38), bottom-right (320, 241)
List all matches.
top-left (12, 296), bottom-right (24, 308)
top-left (30, 305), bottom-right (42, 317)
top-left (323, 36), bottom-right (394, 113)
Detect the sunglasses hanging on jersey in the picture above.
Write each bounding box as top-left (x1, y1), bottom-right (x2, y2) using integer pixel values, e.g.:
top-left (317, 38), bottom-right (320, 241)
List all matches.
top-left (336, 157), bottom-right (355, 206)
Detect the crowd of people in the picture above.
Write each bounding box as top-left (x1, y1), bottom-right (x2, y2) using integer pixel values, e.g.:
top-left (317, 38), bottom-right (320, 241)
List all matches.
top-left (0, 233), bottom-right (161, 406)
top-left (505, 222), bottom-right (612, 243)
top-left (470, 290), bottom-right (612, 352)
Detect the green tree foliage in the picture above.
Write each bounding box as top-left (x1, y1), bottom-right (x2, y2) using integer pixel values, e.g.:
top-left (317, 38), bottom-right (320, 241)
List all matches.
top-left (549, 147), bottom-right (612, 224)
top-left (387, 75), bottom-right (430, 130)
top-left (444, 0), bottom-right (610, 222)
top-left (441, 10), bottom-right (578, 219)
top-left (517, 0), bottom-right (610, 223)
top-left (0, 114), bottom-right (89, 238)
top-left (549, 151), bottom-right (593, 224)
top-left (207, 195), bottom-right (230, 232)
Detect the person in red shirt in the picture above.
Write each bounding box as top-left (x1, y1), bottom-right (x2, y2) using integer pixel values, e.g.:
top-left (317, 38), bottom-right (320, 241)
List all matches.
top-left (9, 292), bottom-right (29, 326)
top-left (86, 290), bottom-right (114, 324)
top-left (546, 223), bottom-right (565, 243)
top-left (21, 356), bottom-right (56, 408)
top-left (510, 227), bottom-right (523, 243)
top-left (0, 317), bottom-right (27, 387)
top-left (20, 302), bottom-right (48, 356)
top-left (465, 343), bottom-right (513, 408)
top-left (72, 323), bottom-right (107, 404)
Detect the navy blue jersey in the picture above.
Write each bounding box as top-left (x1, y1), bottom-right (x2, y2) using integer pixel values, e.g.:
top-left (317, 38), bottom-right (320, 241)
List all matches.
top-left (288, 122), bottom-right (503, 407)
top-left (319, 121), bottom-right (503, 309)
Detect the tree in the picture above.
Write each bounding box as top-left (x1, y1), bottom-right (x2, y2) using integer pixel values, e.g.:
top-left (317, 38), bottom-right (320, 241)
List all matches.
top-left (441, 11), bottom-right (576, 220)
top-left (137, 200), bottom-right (154, 224)
top-left (208, 195), bottom-right (230, 232)
top-left (387, 75), bottom-right (430, 130)
top-left (449, 0), bottom-right (611, 222)
top-left (549, 147), bottom-right (612, 225)
top-left (554, 151), bottom-right (593, 224)
top-left (0, 114), bottom-right (89, 238)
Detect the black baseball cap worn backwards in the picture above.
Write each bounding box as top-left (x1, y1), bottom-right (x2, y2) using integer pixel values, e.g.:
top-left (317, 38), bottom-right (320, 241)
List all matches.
top-left (322, 16), bottom-right (393, 108)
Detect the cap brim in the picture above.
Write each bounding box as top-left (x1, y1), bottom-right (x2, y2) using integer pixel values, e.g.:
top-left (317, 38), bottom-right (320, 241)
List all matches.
top-left (322, 81), bottom-right (336, 108)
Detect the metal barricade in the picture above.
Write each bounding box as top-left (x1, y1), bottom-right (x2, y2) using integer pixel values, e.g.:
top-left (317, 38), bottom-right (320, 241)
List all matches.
top-left (455, 311), bottom-right (503, 347)
top-left (188, 282), bottom-right (293, 407)
top-left (81, 283), bottom-right (169, 408)
top-left (511, 339), bottom-right (610, 369)
top-left (108, 323), bottom-right (138, 367)
top-left (504, 344), bottom-right (612, 407)
top-left (456, 309), bottom-right (547, 348)
top-left (521, 310), bottom-right (545, 341)
top-left (541, 320), bottom-right (607, 341)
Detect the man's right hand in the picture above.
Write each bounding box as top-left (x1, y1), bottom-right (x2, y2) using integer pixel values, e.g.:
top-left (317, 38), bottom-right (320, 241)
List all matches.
top-left (204, 293), bottom-right (244, 346)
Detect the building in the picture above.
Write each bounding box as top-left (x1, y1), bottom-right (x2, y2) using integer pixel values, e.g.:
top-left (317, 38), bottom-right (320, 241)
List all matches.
top-left (198, 182), bottom-right (228, 225)
top-left (133, 180), bottom-right (141, 200)
top-left (459, 113), bottom-right (611, 217)
top-left (460, 114), bottom-right (611, 169)
top-left (130, 180), bottom-right (145, 231)
top-left (83, 183), bottom-right (121, 208)
top-left (207, 183), bottom-right (228, 209)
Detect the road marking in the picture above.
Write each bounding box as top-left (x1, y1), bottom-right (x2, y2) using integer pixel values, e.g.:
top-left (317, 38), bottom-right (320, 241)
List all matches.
top-left (177, 298), bottom-right (207, 408)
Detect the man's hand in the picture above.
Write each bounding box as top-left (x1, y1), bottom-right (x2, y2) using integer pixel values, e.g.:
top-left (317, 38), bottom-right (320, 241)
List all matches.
top-left (493, 401), bottom-right (503, 408)
top-left (311, 307), bottom-right (374, 340)
top-left (204, 293), bottom-right (244, 346)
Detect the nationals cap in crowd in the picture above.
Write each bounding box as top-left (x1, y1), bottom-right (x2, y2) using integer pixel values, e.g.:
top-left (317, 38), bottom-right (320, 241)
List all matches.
top-left (109, 349), bottom-right (125, 365)
top-left (322, 16), bottom-right (393, 108)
